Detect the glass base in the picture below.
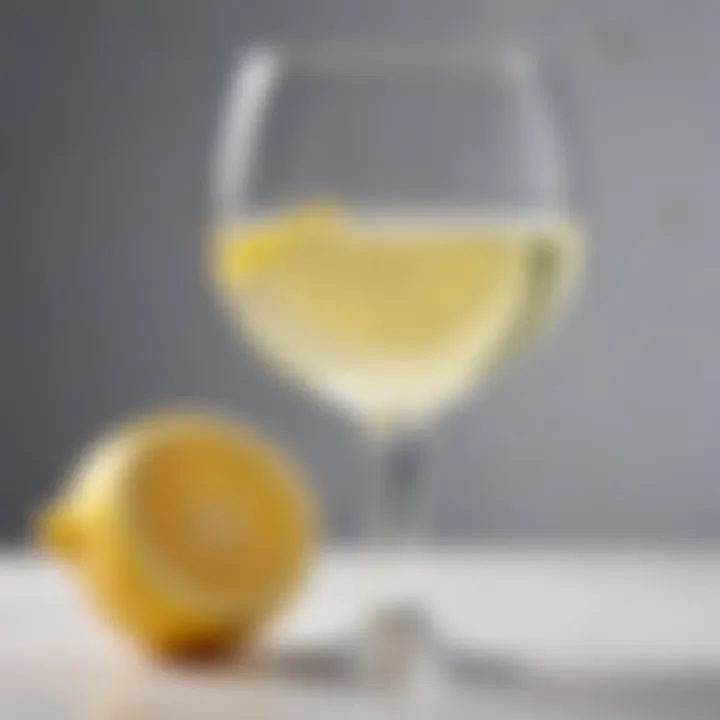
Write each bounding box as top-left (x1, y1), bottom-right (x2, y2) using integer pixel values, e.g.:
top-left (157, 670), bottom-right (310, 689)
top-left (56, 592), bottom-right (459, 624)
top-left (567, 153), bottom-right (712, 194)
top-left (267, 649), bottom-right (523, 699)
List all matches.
top-left (355, 603), bottom-right (440, 689)
top-left (250, 613), bottom-right (523, 712)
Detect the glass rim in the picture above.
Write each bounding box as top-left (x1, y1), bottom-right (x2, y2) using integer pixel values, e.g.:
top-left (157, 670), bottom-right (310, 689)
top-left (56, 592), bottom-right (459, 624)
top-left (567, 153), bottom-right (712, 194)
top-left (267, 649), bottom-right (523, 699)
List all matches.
top-left (235, 39), bottom-right (541, 76)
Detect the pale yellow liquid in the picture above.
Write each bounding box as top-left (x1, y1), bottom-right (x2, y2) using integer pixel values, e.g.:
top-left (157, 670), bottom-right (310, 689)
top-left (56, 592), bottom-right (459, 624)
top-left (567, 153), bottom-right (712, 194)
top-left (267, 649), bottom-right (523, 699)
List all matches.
top-left (212, 212), bottom-right (581, 422)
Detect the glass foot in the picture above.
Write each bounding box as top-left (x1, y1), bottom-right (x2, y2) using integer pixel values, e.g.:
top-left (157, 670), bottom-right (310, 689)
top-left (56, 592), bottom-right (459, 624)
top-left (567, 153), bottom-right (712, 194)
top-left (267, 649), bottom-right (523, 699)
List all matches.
top-left (246, 632), bottom-right (525, 689)
top-left (355, 604), bottom-right (440, 690)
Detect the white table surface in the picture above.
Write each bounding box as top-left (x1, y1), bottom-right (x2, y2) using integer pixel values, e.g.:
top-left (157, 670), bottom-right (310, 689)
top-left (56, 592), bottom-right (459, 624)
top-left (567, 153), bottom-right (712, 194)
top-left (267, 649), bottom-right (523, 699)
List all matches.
top-left (3, 548), bottom-right (720, 719)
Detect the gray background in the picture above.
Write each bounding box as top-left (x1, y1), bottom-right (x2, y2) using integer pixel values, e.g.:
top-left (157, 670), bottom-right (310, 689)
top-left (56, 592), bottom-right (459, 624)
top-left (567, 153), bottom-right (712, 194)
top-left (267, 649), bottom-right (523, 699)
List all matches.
top-left (2, 0), bottom-right (719, 542)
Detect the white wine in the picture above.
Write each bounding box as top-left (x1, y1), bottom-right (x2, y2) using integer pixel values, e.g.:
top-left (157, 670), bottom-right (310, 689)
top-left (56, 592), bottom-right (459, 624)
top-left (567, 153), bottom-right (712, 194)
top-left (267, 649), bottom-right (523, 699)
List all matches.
top-left (212, 210), bottom-right (581, 423)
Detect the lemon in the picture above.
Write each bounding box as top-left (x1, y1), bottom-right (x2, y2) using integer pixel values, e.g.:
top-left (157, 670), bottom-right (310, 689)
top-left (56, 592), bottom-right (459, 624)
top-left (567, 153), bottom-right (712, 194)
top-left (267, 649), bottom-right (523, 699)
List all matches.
top-left (34, 412), bottom-right (313, 659)
top-left (210, 202), bottom-right (340, 286)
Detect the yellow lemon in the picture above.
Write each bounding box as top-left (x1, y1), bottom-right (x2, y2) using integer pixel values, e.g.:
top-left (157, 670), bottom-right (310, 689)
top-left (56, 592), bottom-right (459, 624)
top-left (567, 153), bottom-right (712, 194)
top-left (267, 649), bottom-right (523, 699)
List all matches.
top-left (34, 412), bottom-right (313, 659)
top-left (209, 202), bottom-right (341, 286)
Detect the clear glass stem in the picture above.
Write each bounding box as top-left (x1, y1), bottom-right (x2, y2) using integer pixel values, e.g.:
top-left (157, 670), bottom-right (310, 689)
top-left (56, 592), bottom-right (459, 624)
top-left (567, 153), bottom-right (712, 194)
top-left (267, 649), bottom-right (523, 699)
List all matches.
top-left (359, 425), bottom-right (438, 689)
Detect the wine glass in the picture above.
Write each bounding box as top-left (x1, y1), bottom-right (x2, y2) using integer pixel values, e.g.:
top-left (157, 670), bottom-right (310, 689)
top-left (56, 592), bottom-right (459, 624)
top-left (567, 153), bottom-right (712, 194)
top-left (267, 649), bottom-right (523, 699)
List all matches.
top-left (208, 41), bottom-right (583, 691)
